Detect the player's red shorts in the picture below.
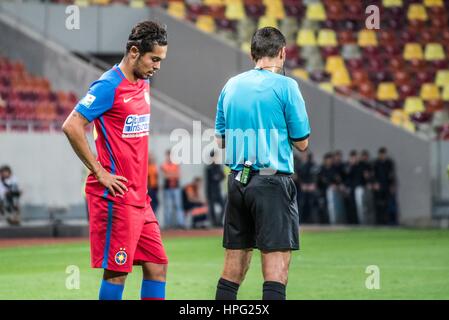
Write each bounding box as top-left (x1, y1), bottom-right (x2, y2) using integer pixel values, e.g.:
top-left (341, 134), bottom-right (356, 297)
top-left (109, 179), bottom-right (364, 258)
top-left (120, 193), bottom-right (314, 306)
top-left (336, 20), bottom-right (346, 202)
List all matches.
top-left (87, 194), bottom-right (168, 273)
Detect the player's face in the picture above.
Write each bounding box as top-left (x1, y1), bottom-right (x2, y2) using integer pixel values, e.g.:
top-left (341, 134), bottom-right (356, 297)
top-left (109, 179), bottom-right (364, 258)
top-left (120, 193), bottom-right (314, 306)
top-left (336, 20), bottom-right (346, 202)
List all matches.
top-left (134, 45), bottom-right (167, 80)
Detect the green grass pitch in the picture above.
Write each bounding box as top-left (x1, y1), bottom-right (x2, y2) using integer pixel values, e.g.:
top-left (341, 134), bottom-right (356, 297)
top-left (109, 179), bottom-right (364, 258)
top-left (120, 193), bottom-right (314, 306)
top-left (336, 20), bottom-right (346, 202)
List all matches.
top-left (1, 228), bottom-right (448, 299)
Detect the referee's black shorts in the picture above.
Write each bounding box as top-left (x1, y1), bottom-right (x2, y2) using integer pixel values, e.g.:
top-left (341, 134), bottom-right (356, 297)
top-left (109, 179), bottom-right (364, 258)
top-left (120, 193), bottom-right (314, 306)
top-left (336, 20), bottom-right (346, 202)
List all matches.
top-left (223, 170), bottom-right (299, 251)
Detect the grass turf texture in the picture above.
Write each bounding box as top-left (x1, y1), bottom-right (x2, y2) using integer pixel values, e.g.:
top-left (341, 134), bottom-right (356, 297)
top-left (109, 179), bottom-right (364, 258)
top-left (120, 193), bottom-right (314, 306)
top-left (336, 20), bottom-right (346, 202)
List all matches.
top-left (0, 228), bottom-right (448, 299)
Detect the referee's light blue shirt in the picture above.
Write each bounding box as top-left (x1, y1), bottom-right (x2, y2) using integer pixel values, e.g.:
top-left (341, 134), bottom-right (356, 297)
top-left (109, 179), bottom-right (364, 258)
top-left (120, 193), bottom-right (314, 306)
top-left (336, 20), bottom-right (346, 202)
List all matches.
top-left (215, 69), bottom-right (310, 173)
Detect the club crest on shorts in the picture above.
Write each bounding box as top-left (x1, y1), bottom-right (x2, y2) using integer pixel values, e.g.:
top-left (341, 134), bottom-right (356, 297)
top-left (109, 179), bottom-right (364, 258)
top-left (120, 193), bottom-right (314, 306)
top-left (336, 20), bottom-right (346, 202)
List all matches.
top-left (115, 248), bottom-right (127, 265)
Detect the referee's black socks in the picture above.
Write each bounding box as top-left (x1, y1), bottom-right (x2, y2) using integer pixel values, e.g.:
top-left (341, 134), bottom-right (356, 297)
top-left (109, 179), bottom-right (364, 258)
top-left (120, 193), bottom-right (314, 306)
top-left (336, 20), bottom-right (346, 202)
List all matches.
top-left (262, 281), bottom-right (286, 300)
top-left (215, 278), bottom-right (240, 300)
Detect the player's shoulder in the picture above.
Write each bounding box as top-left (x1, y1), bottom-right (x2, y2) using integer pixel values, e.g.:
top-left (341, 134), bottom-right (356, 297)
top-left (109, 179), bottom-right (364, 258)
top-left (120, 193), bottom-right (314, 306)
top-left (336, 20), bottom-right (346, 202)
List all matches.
top-left (96, 67), bottom-right (123, 88)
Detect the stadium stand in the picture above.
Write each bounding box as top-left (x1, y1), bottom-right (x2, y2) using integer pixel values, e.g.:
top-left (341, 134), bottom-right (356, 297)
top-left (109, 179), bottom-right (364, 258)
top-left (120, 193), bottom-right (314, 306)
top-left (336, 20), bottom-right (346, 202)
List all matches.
top-left (0, 56), bottom-right (78, 132)
top-left (47, 0), bottom-right (449, 140)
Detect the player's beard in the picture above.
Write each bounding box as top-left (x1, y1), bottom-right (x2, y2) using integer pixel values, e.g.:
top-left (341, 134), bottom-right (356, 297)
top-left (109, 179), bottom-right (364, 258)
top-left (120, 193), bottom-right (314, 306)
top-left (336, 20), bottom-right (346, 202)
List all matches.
top-left (133, 58), bottom-right (152, 80)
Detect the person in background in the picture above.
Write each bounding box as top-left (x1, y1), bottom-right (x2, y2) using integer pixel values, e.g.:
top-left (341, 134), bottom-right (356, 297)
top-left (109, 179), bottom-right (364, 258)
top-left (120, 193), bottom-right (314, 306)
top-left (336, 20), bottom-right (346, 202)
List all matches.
top-left (373, 147), bottom-right (397, 225)
top-left (161, 149), bottom-right (184, 229)
top-left (357, 150), bottom-right (376, 224)
top-left (317, 153), bottom-right (342, 224)
top-left (147, 152), bottom-right (159, 216)
top-left (343, 150), bottom-right (360, 224)
top-left (205, 149), bottom-right (225, 227)
top-left (297, 152), bottom-right (319, 223)
top-left (0, 165), bottom-right (22, 226)
top-left (183, 177), bottom-right (209, 229)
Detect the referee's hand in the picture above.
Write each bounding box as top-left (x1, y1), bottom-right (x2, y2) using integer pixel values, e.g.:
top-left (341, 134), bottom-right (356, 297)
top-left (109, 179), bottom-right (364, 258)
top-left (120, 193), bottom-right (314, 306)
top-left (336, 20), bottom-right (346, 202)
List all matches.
top-left (94, 167), bottom-right (128, 197)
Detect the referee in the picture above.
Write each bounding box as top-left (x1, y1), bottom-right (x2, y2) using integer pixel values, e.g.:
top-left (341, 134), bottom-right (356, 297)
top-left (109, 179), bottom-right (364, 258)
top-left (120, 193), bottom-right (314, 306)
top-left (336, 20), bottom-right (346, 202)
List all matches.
top-left (214, 27), bottom-right (310, 300)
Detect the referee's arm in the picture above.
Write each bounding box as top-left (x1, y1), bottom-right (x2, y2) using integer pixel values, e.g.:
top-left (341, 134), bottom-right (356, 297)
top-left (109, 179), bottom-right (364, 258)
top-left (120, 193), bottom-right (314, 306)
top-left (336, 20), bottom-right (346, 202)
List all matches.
top-left (292, 137), bottom-right (309, 152)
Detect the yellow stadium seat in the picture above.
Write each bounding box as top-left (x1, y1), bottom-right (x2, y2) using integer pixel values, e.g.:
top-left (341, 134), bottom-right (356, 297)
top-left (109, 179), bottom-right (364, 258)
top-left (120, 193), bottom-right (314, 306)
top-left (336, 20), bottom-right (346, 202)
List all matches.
top-left (265, 1), bottom-right (285, 20)
top-left (205, 0), bottom-right (225, 5)
top-left (424, 43), bottom-right (446, 61)
top-left (129, 0), bottom-right (144, 8)
top-left (306, 3), bottom-right (326, 21)
top-left (420, 83), bottom-right (440, 100)
top-left (196, 15), bottom-right (216, 33)
top-left (377, 82), bottom-right (399, 101)
top-left (319, 82), bottom-right (334, 93)
top-left (403, 43), bottom-right (423, 60)
top-left (92, 0), bottom-right (110, 5)
top-left (436, 70), bottom-right (449, 87)
top-left (423, 0), bottom-right (443, 7)
top-left (318, 29), bottom-right (337, 47)
top-left (225, 2), bottom-right (245, 20)
top-left (402, 121), bottom-right (416, 132)
top-left (442, 85), bottom-right (449, 101)
top-left (258, 16), bottom-right (278, 29)
top-left (296, 30), bottom-right (317, 47)
top-left (74, 0), bottom-right (89, 6)
top-left (358, 30), bottom-right (378, 47)
top-left (325, 56), bottom-right (345, 73)
top-left (292, 68), bottom-right (309, 80)
top-left (331, 68), bottom-right (351, 87)
top-left (407, 4), bottom-right (428, 21)
top-left (390, 109), bottom-right (407, 126)
top-left (168, 2), bottom-right (185, 19)
top-left (404, 97), bottom-right (425, 115)
top-left (382, 0), bottom-right (403, 7)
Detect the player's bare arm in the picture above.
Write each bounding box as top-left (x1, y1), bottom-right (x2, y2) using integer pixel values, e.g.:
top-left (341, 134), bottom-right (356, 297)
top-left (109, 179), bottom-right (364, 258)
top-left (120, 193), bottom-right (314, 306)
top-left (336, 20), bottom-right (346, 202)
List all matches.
top-left (62, 110), bottom-right (128, 197)
top-left (293, 138), bottom-right (309, 152)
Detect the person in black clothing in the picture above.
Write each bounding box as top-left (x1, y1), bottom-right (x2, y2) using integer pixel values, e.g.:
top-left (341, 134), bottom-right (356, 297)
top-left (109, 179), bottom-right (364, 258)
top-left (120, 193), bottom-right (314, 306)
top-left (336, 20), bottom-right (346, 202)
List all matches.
top-left (297, 152), bottom-right (319, 223)
top-left (332, 150), bottom-right (346, 185)
top-left (205, 150), bottom-right (225, 227)
top-left (343, 150), bottom-right (361, 224)
top-left (317, 153), bottom-right (338, 223)
top-left (373, 147), bottom-right (398, 225)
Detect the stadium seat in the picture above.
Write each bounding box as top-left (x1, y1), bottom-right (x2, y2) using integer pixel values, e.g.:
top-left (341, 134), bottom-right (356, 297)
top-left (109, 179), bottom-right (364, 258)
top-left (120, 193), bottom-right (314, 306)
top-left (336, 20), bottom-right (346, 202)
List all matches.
top-left (403, 43), bottom-right (424, 60)
top-left (264, 0), bottom-right (285, 20)
top-left (305, 3), bottom-right (326, 21)
top-left (291, 68), bottom-right (309, 80)
top-left (129, 0), bottom-right (145, 8)
top-left (168, 2), bottom-right (186, 19)
top-left (257, 16), bottom-right (278, 29)
top-left (319, 82), bottom-right (334, 93)
top-left (390, 109), bottom-right (407, 126)
top-left (225, 2), bottom-right (245, 20)
top-left (404, 97), bottom-right (425, 115)
top-left (325, 56), bottom-right (345, 74)
top-left (435, 70), bottom-right (449, 87)
top-left (74, 0), bottom-right (90, 6)
top-left (305, 54), bottom-right (325, 72)
top-left (296, 29), bottom-right (317, 46)
top-left (330, 68), bottom-right (351, 87)
top-left (423, 0), bottom-right (444, 7)
top-left (317, 29), bottom-right (337, 47)
top-left (204, 0), bottom-right (224, 5)
top-left (424, 43), bottom-right (446, 61)
top-left (196, 15), bottom-right (216, 33)
top-left (442, 85), bottom-right (449, 101)
top-left (407, 4), bottom-right (428, 21)
top-left (377, 82), bottom-right (399, 101)
top-left (420, 83), bottom-right (441, 100)
top-left (357, 30), bottom-right (378, 47)
top-left (382, 0), bottom-right (403, 7)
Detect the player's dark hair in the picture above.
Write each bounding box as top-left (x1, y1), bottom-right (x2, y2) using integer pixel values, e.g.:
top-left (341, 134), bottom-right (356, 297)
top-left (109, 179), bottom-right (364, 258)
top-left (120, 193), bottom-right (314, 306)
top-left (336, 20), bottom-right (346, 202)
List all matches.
top-left (250, 27), bottom-right (286, 62)
top-left (349, 150), bottom-right (358, 157)
top-left (126, 21), bottom-right (167, 54)
top-left (378, 147), bottom-right (387, 154)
